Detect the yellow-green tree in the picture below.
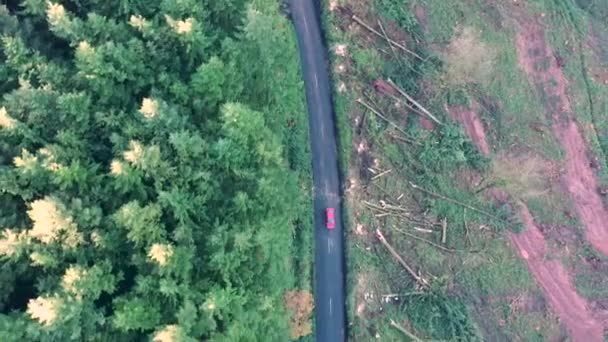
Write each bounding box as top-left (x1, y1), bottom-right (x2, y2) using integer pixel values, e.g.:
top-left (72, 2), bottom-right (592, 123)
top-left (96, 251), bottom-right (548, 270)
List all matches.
top-left (0, 0), bottom-right (308, 340)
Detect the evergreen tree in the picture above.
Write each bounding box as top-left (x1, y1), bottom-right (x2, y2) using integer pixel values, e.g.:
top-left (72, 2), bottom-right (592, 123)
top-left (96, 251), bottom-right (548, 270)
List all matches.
top-left (0, 0), bottom-right (307, 340)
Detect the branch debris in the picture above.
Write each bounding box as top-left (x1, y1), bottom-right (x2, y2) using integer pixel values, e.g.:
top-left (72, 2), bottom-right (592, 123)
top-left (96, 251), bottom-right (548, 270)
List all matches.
top-left (441, 217), bottom-right (447, 245)
top-left (356, 98), bottom-right (421, 145)
top-left (371, 169), bottom-right (392, 181)
top-left (408, 181), bottom-right (502, 220)
top-left (377, 19), bottom-right (423, 77)
top-left (393, 226), bottom-right (455, 253)
top-left (389, 319), bottom-right (425, 342)
top-left (351, 15), bottom-right (424, 61)
top-left (376, 229), bottom-right (429, 287)
top-left (387, 79), bottom-right (442, 125)
top-left (363, 200), bottom-right (437, 228)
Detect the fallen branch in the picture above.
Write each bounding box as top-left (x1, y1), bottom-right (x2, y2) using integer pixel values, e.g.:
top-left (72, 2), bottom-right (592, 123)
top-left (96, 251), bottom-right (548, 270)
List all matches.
top-left (387, 79), bottom-right (442, 125)
top-left (375, 89), bottom-right (430, 119)
top-left (383, 203), bottom-right (411, 212)
top-left (363, 199), bottom-right (438, 227)
top-left (377, 19), bottom-right (423, 77)
top-left (390, 319), bottom-right (425, 342)
top-left (390, 132), bottom-right (418, 145)
top-left (363, 200), bottom-right (388, 210)
top-left (363, 200), bottom-right (408, 212)
top-left (356, 98), bottom-right (421, 145)
top-left (351, 15), bottom-right (424, 61)
top-left (376, 229), bottom-right (429, 287)
top-left (378, 18), bottom-right (400, 63)
top-left (396, 226), bottom-right (484, 253)
top-left (382, 291), bottom-right (424, 298)
top-left (408, 181), bottom-right (502, 221)
top-left (371, 169), bottom-right (392, 181)
top-left (414, 227), bottom-right (434, 233)
top-left (463, 208), bottom-right (472, 247)
top-left (441, 217), bottom-right (447, 244)
top-left (394, 226), bottom-right (455, 253)
top-left (402, 218), bottom-right (437, 228)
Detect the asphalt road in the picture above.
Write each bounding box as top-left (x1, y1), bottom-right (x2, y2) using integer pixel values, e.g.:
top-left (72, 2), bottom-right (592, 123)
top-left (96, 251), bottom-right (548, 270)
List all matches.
top-left (289, 0), bottom-right (346, 341)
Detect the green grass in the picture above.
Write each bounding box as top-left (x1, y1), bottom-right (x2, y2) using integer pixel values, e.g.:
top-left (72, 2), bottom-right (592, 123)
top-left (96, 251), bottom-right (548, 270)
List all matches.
top-left (538, 0), bottom-right (608, 187)
top-left (508, 311), bottom-right (562, 342)
top-left (574, 264), bottom-right (608, 300)
top-left (456, 239), bottom-right (535, 297)
top-left (319, 0), bottom-right (589, 340)
top-left (569, 241), bottom-right (608, 302)
top-left (525, 196), bottom-right (579, 228)
top-left (410, 0), bottom-right (565, 161)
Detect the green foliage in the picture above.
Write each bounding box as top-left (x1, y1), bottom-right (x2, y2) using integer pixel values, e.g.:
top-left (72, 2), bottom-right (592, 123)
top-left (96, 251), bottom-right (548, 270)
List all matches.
top-left (403, 284), bottom-right (481, 341)
top-left (113, 297), bottom-right (162, 332)
top-left (417, 124), bottom-right (490, 173)
top-left (114, 201), bottom-right (166, 247)
top-left (351, 48), bottom-right (384, 79)
top-left (374, 0), bottom-right (419, 33)
top-left (0, 0), bottom-right (310, 340)
top-left (191, 56), bottom-right (226, 112)
top-left (573, 0), bottom-right (608, 20)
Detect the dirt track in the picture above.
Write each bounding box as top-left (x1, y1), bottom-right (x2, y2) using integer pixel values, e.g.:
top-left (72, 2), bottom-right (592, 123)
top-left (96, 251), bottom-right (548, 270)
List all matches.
top-left (509, 207), bottom-right (603, 341)
top-left (446, 89), bottom-right (604, 340)
top-left (444, 105), bottom-right (490, 155)
top-left (514, 20), bottom-right (608, 257)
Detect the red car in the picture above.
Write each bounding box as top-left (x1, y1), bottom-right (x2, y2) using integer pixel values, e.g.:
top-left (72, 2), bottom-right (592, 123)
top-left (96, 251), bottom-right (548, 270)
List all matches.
top-left (326, 208), bottom-right (336, 229)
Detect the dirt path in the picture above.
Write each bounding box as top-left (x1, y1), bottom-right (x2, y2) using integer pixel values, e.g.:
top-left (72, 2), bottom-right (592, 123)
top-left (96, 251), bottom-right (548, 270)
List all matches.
top-left (510, 206), bottom-right (604, 341)
top-left (514, 20), bottom-right (608, 256)
top-left (444, 104), bottom-right (490, 155)
top-left (447, 106), bottom-right (604, 341)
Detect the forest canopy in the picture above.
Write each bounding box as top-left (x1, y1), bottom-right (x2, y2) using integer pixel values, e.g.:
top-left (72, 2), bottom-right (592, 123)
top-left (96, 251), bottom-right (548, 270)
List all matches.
top-left (0, 0), bottom-right (310, 341)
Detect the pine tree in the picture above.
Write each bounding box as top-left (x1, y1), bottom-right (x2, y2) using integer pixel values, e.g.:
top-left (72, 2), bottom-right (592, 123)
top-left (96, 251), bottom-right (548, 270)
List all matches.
top-left (0, 0), bottom-right (307, 340)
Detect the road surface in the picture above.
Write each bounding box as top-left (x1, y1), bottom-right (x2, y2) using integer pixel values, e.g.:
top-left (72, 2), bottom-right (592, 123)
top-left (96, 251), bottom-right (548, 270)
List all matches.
top-left (289, 0), bottom-right (346, 341)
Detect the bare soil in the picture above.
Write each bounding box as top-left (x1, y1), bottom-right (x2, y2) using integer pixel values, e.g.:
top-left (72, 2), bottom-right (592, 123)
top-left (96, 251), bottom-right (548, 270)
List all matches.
top-left (446, 103), bottom-right (603, 340)
top-left (509, 206), bottom-right (603, 341)
top-left (412, 4), bottom-right (428, 34)
top-left (513, 17), bottom-right (608, 257)
top-left (444, 104), bottom-right (490, 155)
top-left (418, 116), bottom-right (434, 131)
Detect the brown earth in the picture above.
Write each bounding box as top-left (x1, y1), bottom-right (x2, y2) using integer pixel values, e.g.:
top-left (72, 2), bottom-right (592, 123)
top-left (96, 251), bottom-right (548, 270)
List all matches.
top-left (513, 16), bottom-right (608, 257)
top-left (446, 102), bottom-right (603, 341)
top-left (418, 116), bottom-right (435, 131)
top-left (592, 69), bottom-right (608, 85)
top-left (438, 10), bottom-right (608, 337)
top-left (509, 206), bottom-right (603, 341)
top-left (340, 2), bottom-right (608, 339)
top-left (444, 104), bottom-right (490, 155)
top-left (412, 4), bottom-right (428, 34)
top-left (284, 290), bottom-right (314, 339)
top-left (447, 102), bottom-right (603, 340)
